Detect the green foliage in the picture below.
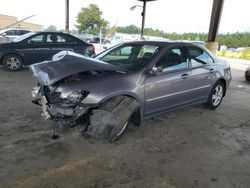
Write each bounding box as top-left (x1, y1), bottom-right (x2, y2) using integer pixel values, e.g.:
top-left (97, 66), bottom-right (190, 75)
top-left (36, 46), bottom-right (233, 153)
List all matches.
top-left (44, 25), bottom-right (58, 32)
top-left (115, 25), bottom-right (250, 48)
top-left (241, 49), bottom-right (250, 59)
top-left (116, 25), bottom-right (140, 34)
top-left (76, 4), bottom-right (109, 34)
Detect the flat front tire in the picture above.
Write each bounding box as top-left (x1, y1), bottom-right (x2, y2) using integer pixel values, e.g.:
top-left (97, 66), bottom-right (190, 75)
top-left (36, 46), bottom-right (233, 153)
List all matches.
top-left (2, 54), bottom-right (23, 71)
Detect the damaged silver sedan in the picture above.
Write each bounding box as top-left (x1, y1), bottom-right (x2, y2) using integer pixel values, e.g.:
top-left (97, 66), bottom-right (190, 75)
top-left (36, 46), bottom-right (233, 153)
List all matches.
top-left (31, 41), bottom-right (231, 142)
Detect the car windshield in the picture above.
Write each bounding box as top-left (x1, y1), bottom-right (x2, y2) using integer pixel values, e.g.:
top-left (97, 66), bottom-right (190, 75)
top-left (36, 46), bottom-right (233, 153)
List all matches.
top-left (12, 32), bottom-right (35, 42)
top-left (97, 44), bottom-right (161, 71)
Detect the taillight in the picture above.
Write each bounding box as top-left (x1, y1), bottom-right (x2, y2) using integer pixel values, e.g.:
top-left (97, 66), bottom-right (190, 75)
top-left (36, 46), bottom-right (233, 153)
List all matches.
top-left (89, 45), bottom-right (95, 54)
top-left (85, 45), bottom-right (95, 57)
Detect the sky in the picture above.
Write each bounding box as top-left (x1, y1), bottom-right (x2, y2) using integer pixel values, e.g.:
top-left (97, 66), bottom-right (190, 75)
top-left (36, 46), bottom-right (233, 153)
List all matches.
top-left (0, 0), bottom-right (249, 34)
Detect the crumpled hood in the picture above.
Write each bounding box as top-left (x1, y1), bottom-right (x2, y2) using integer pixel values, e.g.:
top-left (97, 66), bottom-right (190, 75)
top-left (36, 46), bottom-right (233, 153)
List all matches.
top-left (30, 51), bottom-right (126, 85)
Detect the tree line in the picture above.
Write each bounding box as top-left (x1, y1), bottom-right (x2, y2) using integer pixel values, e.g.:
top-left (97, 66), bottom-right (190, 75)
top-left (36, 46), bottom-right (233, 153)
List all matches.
top-left (116, 25), bottom-right (250, 48)
top-left (71, 4), bottom-right (250, 48)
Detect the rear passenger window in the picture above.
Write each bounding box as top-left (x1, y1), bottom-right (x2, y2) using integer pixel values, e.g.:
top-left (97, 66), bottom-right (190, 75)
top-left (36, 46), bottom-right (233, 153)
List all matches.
top-left (20, 30), bottom-right (29, 35)
top-left (58, 35), bottom-right (77, 44)
top-left (156, 47), bottom-right (188, 72)
top-left (188, 47), bottom-right (214, 67)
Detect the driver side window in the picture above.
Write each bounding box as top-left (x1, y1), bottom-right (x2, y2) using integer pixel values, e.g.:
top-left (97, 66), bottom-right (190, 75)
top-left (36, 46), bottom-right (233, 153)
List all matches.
top-left (156, 47), bottom-right (188, 73)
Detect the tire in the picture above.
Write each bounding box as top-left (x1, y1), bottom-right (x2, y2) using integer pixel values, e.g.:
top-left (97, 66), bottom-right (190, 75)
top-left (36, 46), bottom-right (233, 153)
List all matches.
top-left (88, 96), bottom-right (139, 142)
top-left (2, 54), bottom-right (23, 71)
top-left (205, 81), bottom-right (225, 110)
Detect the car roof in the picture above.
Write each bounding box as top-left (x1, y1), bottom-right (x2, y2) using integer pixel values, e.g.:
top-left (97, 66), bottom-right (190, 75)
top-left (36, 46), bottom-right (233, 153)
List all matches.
top-left (119, 40), bottom-right (215, 58)
top-left (0, 28), bottom-right (32, 34)
top-left (33, 31), bottom-right (69, 35)
top-left (121, 40), bottom-right (202, 47)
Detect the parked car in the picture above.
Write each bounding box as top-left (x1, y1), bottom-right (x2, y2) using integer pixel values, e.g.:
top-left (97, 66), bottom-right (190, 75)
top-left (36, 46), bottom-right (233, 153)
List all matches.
top-left (95, 35), bottom-right (111, 44)
top-left (0, 32), bottom-right (95, 71)
top-left (75, 34), bottom-right (97, 43)
top-left (245, 66), bottom-right (250, 81)
top-left (0, 28), bottom-right (31, 42)
top-left (31, 41), bottom-right (232, 142)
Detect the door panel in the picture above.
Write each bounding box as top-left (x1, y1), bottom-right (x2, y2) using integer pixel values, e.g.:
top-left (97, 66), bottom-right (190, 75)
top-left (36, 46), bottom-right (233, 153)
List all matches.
top-left (21, 34), bottom-right (53, 65)
top-left (144, 70), bottom-right (192, 116)
top-left (189, 65), bottom-right (216, 100)
top-left (187, 46), bottom-right (218, 101)
top-left (144, 46), bottom-right (192, 116)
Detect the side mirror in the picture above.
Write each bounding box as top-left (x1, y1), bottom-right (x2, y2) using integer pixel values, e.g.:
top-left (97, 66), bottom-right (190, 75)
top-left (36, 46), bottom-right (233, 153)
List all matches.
top-left (149, 66), bottom-right (162, 75)
top-left (1, 33), bottom-right (6, 37)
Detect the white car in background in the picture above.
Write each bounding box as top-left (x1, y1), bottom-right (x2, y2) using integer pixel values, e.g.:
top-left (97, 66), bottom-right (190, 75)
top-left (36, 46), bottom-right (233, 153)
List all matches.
top-left (0, 28), bottom-right (31, 42)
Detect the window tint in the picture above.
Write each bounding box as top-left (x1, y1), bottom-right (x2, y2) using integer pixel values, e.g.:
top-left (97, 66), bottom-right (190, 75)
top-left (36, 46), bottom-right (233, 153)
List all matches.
top-left (156, 47), bottom-right (188, 72)
top-left (18, 30), bottom-right (29, 35)
top-left (99, 44), bottom-right (160, 71)
top-left (27, 35), bottom-right (44, 43)
top-left (206, 53), bottom-right (214, 64)
top-left (46, 34), bottom-right (77, 44)
top-left (5, 30), bottom-right (17, 35)
top-left (188, 47), bottom-right (213, 67)
top-left (57, 35), bottom-right (67, 43)
top-left (46, 34), bottom-right (57, 43)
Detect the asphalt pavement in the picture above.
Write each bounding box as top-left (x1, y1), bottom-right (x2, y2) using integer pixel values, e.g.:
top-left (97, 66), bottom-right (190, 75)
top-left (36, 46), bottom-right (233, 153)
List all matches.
top-left (0, 60), bottom-right (250, 188)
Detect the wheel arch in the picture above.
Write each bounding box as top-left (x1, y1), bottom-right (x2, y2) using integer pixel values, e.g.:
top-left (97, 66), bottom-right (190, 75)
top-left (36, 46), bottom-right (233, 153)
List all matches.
top-left (217, 78), bottom-right (227, 96)
top-left (99, 93), bottom-right (143, 126)
top-left (1, 52), bottom-right (24, 65)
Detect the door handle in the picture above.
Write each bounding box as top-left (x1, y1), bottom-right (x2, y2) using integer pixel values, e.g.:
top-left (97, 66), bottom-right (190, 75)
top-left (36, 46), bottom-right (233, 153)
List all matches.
top-left (181, 73), bottom-right (189, 79)
top-left (209, 68), bottom-right (215, 73)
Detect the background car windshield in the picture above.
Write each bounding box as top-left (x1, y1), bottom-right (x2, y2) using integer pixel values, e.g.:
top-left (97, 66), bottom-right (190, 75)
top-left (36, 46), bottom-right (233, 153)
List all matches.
top-left (13, 32), bottom-right (35, 42)
top-left (99, 44), bottom-right (160, 71)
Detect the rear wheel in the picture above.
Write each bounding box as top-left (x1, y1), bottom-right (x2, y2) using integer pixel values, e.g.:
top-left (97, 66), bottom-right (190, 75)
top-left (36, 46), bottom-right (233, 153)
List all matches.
top-left (2, 54), bottom-right (23, 71)
top-left (205, 81), bottom-right (225, 110)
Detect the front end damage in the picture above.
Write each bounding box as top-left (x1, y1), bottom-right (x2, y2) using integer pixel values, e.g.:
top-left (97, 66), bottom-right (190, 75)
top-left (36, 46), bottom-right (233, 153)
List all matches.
top-left (30, 51), bottom-right (140, 142)
top-left (32, 84), bottom-right (98, 128)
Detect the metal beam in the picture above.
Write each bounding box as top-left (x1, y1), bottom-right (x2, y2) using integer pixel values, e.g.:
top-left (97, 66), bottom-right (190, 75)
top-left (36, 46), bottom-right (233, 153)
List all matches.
top-left (140, 1), bottom-right (146, 39)
top-left (65, 0), bottom-right (69, 33)
top-left (138, 0), bottom-right (157, 39)
top-left (207, 0), bottom-right (224, 42)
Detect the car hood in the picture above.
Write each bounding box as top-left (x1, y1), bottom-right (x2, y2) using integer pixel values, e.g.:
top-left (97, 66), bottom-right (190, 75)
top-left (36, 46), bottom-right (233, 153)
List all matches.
top-left (30, 51), bottom-right (126, 86)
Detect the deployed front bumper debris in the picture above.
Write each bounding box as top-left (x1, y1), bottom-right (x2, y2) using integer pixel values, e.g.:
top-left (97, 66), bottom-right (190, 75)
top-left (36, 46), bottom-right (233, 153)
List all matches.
top-left (88, 96), bottom-right (139, 142)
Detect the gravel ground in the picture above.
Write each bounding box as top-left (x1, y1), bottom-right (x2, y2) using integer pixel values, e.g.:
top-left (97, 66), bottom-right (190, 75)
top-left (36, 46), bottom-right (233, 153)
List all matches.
top-left (0, 64), bottom-right (250, 188)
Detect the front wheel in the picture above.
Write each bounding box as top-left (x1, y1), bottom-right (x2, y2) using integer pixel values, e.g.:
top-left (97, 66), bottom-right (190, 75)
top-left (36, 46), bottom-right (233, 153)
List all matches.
top-left (205, 81), bottom-right (225, 110)
top-left (2, 54), bottom-right (23, 71)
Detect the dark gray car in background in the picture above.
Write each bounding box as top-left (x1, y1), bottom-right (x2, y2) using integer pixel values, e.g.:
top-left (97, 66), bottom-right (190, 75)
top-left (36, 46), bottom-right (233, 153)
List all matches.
top-left (0, 32), bottom-right (95, 71)
top-left (31, 41), bottom-right (232, 142)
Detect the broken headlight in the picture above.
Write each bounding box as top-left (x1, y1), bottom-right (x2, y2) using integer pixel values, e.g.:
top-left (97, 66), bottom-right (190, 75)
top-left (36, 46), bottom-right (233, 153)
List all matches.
top-left (60, 90), bottom-right (89, 104)
top-left (31, 86), bottom-right (41, 98)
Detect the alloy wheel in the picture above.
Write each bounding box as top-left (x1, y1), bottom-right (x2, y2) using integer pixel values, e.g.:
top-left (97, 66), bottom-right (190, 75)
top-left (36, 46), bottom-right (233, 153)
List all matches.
top-left (212, 84), bottom-right (223, 106)
top-left (6, 57), bottom-right (21, 70)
